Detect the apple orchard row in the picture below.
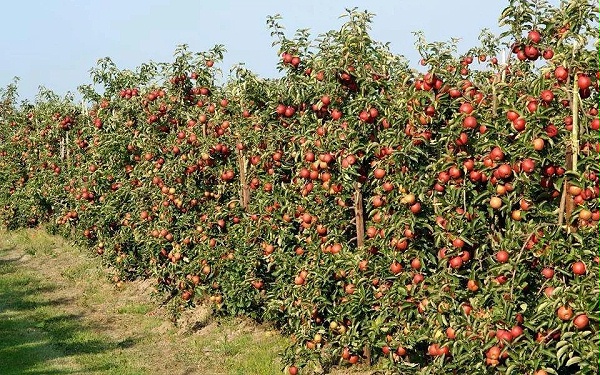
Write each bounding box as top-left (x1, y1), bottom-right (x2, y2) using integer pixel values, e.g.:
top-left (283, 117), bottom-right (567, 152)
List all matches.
top-left (0, 3), bottom-right (598, 374)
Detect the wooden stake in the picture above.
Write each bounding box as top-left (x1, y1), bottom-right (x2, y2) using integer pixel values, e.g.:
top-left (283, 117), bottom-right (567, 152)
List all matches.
top-left (354, 182), bottom-right (364, 248)
top-left (560, 79), bottom-right (580, 232)
top-left (65, 130), bottom-right (70, 165)
top-left (565, 79), bottom-right (580, 233)
top-left (571, 78), bottom-right (580, 172)
top-left (60, 135), bottom-right (65, 160)
top-left (237, 149), bottom-right (249, 211)
top-left (558, 179), bottom-right (567, 227)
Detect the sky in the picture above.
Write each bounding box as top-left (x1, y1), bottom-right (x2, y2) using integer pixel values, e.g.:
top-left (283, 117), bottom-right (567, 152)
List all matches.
top-left (0, 1), bottom-right (551, 101)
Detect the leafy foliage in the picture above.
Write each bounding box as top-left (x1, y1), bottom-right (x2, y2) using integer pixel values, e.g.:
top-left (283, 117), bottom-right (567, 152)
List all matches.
top-left (0, 1), bottom-right (598, 374)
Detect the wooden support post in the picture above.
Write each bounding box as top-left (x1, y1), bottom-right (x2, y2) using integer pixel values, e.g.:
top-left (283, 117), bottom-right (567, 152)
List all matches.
top-left (237, 149), bottom-right (249, 211)
top-left (354, 182), bottom-right (364, 248)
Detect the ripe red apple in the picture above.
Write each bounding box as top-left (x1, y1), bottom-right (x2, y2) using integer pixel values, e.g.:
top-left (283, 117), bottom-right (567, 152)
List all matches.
top-left (572, 261), bottom-right (586, 275)
top-left (521, 158), bottom-right (535, 173)
top-left (557, 305), bottom-right (573, 321)
top-left (573, 314), bottom-right (589, 330)
top-left (541, 267), bottom-right (554, 279)
top-left (463, 116), bottom-right (477, 129)
top-left (578, 75), bottom-right (591, 90)
top-left (543, 48), bottom-right (554, 60)
top-left (459, 102), bottom-right (474, 114)
top-left (449, 256), bottom-right (463, 269)
top-left (554, 66), bottom-right (568, 82)
top-left (540, 90), bottom-right (554, 103)
top-left (496, 250), bottom-right (509, 263)
top-left (528, 30), bottom-right (542, 43)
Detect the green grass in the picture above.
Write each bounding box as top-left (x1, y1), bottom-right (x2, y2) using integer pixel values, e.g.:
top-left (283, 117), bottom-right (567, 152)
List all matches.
top-left (0, 244), bottom-right (144, 374)
top-left (0, 229), bottom-right (288, 375)
top-left (116, 303), bottom-right (153, 315)
top-left (0, 263), bottom-right (95, 373)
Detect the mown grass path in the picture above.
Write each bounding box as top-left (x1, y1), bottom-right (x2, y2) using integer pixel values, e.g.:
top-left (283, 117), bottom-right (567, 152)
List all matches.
top-left (0, 229), bottom-right (286, 375)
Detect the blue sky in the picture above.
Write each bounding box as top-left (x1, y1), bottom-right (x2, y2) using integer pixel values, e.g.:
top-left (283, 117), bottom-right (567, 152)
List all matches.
top-left (0, 1), bottom-right (541, 101)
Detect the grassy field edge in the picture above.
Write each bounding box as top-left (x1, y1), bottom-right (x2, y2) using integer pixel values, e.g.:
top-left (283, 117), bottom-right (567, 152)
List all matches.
top-left (0, 228), bottom-right (288, 375)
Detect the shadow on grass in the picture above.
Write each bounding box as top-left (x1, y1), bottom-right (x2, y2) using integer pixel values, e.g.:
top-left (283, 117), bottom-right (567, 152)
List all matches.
top-left (0, 255), bottom-right (135, 375)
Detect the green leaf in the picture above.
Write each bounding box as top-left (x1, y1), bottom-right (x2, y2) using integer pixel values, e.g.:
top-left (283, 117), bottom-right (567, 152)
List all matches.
top-left (565, 356), bottom-right (581, 366)
top-left (555, 340), bottom-right (569, 349)
top-left (557, 344), bottom-right (570, 363)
